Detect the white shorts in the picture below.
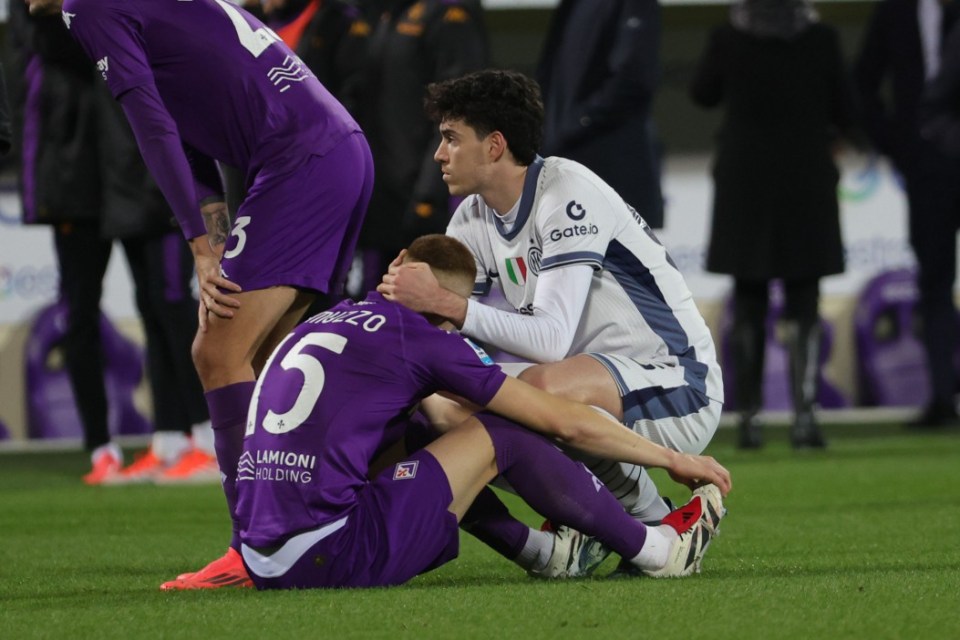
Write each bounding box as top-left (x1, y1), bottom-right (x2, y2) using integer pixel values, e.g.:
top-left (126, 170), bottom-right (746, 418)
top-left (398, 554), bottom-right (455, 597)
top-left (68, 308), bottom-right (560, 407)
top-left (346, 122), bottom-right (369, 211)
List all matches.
top-left (589, 352), bottom-right (720, 454)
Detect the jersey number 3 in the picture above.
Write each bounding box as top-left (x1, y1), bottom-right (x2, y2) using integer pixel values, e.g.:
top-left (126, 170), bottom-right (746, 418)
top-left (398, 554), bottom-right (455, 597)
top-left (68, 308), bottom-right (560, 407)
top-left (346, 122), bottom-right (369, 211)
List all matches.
top-left (214, 0), bottom-right (280, 58)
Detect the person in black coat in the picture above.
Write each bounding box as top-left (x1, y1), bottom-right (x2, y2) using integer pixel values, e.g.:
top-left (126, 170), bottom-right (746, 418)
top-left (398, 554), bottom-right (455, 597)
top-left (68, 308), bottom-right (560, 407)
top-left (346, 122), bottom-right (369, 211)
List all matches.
top-left (922, 14), bottom-right (960, 155)
top-left (536, 0), bottom-right (664, 229)
top-left (263, 0), bottom-right (370, 117)
top-left (354, 0), bottom-right (488, 297)
top-left (0, 65), bottom-right (13, 157)
top-left (11, 5), bottom-right (212, 483)
top-left (857, 0), bottom-right (960, 428)
top-left (690, 0), bottom-right (858, 449)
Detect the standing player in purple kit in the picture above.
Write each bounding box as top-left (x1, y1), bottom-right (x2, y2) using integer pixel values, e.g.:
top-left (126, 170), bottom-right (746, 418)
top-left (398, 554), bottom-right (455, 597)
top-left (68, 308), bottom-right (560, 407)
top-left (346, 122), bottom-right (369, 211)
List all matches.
top-left (236, 234), bottom-right (730, 589)
top-left (24, 0), bottom-right (374, 589)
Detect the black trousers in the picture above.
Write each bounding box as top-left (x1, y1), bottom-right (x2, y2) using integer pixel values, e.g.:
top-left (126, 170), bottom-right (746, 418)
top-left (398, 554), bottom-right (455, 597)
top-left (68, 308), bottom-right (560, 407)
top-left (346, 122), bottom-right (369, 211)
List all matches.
top-left (731, 277), bottom-right (819, 413)
top-left (906, 152), bottom-right (960, 407)
top-left (54, 222), bottom-right (207, 451)
top-left (733, 278), bottom-right (819, 329)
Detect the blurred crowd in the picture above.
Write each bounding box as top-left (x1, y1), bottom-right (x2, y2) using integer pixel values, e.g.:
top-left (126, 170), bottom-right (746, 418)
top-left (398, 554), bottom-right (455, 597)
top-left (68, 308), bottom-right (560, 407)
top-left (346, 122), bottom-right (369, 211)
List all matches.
top-left (4, 0), bottom-right (960, 486)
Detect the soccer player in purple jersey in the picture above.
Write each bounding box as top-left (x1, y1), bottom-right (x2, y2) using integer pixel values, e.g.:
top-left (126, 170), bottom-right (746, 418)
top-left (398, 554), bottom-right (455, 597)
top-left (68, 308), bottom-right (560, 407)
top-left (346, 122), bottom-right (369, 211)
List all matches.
top-left (25, 0), bottom-right (373, 588)
top-left (234, 234), bottom-right (730, 589)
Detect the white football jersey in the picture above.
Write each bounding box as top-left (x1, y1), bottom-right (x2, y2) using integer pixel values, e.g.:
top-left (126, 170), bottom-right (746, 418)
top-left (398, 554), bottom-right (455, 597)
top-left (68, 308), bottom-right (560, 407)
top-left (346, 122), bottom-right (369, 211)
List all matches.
top-left (448, 157), bottom-right (723, 403)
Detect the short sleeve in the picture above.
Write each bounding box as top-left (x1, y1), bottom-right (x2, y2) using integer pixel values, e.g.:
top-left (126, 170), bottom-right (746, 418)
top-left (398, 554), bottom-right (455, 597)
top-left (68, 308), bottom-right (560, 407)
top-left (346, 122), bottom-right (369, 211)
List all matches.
top-left (405, 321), bottom-right (506, 407)
top-left (63, 0), bottom-right (154, 97)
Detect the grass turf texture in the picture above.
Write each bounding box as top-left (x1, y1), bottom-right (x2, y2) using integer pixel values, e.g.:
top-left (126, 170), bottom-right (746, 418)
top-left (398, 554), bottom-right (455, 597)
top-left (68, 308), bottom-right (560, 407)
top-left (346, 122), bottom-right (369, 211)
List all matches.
top-left (2, 424), bottom-right (959, 640)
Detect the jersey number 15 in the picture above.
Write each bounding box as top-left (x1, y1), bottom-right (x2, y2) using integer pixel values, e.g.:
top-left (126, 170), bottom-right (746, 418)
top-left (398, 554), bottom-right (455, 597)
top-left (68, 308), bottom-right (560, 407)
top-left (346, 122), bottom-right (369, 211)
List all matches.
top-left (246, 333), bottom-right (348, 436)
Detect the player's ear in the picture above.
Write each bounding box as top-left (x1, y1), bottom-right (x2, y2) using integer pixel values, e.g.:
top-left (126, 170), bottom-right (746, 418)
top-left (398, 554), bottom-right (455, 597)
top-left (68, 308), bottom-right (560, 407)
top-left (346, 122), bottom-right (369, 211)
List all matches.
top-left (487, 131), bottom-right (507, 161)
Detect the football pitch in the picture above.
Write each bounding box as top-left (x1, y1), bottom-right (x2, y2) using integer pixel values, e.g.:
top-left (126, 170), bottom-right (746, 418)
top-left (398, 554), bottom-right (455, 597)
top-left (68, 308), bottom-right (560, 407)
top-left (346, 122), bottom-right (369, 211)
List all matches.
top-left (2, 424), bottom-right (958, 640)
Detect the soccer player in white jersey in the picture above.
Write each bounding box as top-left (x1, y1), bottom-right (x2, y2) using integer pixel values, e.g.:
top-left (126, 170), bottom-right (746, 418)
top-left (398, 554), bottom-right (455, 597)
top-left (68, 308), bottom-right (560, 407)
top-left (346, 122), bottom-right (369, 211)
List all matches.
top-left (379, 69), bottom-right (725, 577)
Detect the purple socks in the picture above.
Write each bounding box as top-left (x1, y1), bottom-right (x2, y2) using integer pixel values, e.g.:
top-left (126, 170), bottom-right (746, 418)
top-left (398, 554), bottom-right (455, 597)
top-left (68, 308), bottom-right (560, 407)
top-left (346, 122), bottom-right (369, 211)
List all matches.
top-left (461, 487), bottom-right (531, 559)
top-left (477, 412), bottom-right (647, 559)
top-left (205, 380), bottom-right (256, 552)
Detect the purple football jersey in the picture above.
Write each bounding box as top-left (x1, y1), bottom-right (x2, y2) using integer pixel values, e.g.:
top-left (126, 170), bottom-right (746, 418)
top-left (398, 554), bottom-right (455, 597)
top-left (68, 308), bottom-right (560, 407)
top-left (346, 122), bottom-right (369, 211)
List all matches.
top-left (62, 0), bottom-right (358, 179)
top-left (236, 293), bottom-right (507, 548)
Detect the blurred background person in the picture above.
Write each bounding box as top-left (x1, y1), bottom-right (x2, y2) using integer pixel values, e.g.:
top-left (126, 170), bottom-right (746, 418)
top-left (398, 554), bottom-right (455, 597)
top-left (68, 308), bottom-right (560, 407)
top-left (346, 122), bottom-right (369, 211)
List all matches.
top-left (922, 5), bottom-right (960, 156)
top-left (855, 0), bottom-right (960, 429)
top-left (536, 0), bottom-right (664, 229)
top-left (262, 0), bottom-right (370, 117)
top-left (0, 64), bottom-right (11, 157)
top-left (11, 4), bottom-right (215, 485)
top-left (352, 0), bottom-right (488, 297)
top-left (690, 0), bottom-right (858, 450)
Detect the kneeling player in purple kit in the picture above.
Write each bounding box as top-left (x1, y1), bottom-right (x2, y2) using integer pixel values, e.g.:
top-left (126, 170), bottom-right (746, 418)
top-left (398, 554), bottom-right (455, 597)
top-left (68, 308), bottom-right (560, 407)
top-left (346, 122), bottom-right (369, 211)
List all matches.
top-left (234, 234), bottom-right (730, 589)
top-left (25, 0), bottom-right (374, 588)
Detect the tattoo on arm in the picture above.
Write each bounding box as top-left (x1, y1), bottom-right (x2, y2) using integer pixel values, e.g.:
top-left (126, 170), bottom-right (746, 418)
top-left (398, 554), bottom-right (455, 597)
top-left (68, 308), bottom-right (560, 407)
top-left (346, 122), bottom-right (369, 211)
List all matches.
top-left (202, 202), bottom-right (230, 248)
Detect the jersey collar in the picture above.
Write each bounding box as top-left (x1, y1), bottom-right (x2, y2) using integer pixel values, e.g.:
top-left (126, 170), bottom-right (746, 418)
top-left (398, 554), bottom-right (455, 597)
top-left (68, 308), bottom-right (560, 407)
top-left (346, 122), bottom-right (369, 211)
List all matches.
top-left (493, 155), bottom-right (544, 241)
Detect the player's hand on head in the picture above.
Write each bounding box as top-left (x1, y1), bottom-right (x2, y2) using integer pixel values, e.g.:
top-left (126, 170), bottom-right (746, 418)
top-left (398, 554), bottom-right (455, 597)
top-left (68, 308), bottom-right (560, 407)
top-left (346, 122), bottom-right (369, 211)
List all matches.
top-left (389, 249), bottom-right (407, 269)
top-left (378, 261), bottom-right (440, 313)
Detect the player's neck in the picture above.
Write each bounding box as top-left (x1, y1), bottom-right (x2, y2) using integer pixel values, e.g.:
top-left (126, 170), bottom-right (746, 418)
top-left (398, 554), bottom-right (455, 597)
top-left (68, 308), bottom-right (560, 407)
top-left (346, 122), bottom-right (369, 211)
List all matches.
top-left (482, 163), bottom-right (527, 215)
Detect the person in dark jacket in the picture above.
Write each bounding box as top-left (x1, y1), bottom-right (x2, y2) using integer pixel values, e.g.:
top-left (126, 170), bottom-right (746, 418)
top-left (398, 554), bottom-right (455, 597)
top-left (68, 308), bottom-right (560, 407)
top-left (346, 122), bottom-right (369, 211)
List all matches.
top-left (0, 65), bottom-right (13, 156)
top-left (922, 12), bottom-right (960, 155)
top-left (690, 0), bottom-right (858, 449)
top-left (857, 0), bottom-right (960, 428)
top-left (536, 0), bottom-right (664, 229)
top-left (263, 0), bottom-right (370, 117)
top-left (11, 5), bottom-right (213, 484)
top-left (354, 0), bottom-right (488, 297)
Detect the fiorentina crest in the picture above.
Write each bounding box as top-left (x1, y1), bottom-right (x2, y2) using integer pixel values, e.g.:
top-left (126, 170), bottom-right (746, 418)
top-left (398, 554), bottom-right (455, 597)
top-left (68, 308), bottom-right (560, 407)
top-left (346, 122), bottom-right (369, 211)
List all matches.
top-left (393, 461), bottom-right (419, 480)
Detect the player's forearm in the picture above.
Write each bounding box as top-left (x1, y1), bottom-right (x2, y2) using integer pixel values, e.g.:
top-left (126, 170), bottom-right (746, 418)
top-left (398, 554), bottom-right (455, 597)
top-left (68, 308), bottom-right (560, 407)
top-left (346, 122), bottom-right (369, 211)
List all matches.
top-left (432, 287), bottom-right (469, 328)
top-left (463, 299), bottom-right (570, 362)
top-left (558, 402), bottom-right (677, 470)
top-left (119, 86), bottom-right (207, 240)
top-left (461, 266), bottom-right (587, 362)
top-left (489, 378), bottom-right (676, 469)
top-left (198, 200), bottom-right (231, 255)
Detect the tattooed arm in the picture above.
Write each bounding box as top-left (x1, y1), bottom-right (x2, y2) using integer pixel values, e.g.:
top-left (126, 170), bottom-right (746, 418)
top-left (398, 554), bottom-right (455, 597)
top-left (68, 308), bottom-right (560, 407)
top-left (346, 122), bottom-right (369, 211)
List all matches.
top-left (118, 85), bottom-right (241, 322)
top-left (192, 199), bottom-right (242, 326)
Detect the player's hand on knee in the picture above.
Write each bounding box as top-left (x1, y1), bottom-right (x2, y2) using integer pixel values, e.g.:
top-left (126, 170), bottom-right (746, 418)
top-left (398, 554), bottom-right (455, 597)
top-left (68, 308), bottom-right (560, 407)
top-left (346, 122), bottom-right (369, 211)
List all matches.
top-left (194, 255), bottom-right (242, 322)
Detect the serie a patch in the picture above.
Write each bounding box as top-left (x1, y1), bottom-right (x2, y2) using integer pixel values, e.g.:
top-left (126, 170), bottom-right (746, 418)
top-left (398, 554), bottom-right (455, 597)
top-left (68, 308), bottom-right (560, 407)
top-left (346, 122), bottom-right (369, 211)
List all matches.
top-left (393, 461), bottom-right (419, 480)
top-left (463, 337), bottom-right (494, 365)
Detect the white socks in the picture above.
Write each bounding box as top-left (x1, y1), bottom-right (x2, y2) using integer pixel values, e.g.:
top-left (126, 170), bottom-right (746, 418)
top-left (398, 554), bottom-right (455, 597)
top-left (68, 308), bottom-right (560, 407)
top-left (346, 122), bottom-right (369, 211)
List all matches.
top-left (151, 431), bottom-right (192, 464)
top-left (149, 421), bottom-right (214, 464)
top-left (191, 420), bottom-right (215, 455)
top-left (629, 524), bottom-right (679, 571)
top-left (515, 528), bottom-right (555, 572)
top-left (90, 442), bottom-right (122, 465)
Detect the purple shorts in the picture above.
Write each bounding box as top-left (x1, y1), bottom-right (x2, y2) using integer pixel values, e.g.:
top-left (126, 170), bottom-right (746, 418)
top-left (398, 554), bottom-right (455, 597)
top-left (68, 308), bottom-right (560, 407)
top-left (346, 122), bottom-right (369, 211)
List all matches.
top-left (245, 449), bottom-right (460, 589)
top-left (220, 131), bottom-right (373, 294)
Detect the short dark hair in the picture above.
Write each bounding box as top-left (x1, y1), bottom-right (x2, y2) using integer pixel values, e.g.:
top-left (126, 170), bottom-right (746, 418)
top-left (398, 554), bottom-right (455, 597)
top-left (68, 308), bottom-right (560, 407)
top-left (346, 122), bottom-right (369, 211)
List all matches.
top-left (424, 69), bottom-right (543, 166)
top-left (405, 234), bottom-right (477, 286)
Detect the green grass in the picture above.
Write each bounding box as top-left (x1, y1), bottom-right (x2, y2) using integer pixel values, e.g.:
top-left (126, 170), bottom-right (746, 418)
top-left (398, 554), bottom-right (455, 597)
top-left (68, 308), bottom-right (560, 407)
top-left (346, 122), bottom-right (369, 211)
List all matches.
top-left (2, 424), bottom-right (959, 639)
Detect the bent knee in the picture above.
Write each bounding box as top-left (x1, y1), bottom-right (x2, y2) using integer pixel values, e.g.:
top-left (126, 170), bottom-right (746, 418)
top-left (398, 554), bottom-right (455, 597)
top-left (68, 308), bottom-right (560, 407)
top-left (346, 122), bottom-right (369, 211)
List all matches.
top-left (517, 364), bottom-right (552, 391)
top-left (191, 332), bottom-right (247, 388)
top-left (519, 361), bottom-right (622, 418)
top-left (191, 334), bottom-right (215, 382)
top-left (518, 364), bottom-right (589, 404)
